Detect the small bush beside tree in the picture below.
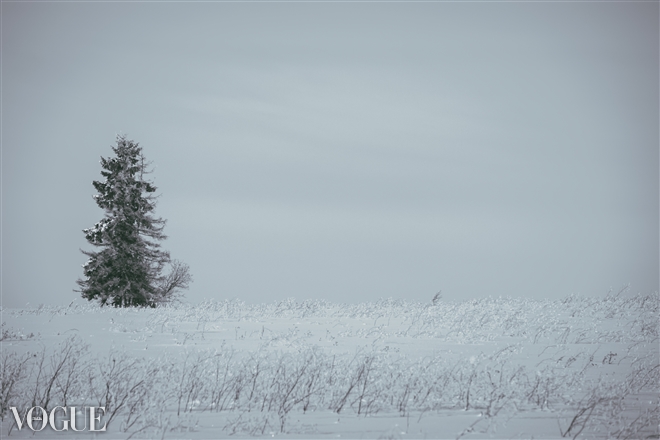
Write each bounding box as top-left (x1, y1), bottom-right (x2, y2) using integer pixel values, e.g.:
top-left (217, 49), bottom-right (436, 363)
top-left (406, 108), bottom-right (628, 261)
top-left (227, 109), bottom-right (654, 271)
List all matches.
top-left (77, 136), bottom-right (191, 307)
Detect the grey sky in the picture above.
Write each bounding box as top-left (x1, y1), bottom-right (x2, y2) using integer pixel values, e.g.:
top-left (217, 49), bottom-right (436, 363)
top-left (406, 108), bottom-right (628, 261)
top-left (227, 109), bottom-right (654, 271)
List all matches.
top-left (2, 2), bottom-right (658, 308)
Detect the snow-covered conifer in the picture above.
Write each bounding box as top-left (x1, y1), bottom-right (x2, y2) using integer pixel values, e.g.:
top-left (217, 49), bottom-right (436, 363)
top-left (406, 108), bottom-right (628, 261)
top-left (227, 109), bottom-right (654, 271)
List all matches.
top-left (77, 136), bottom-right (191, 307)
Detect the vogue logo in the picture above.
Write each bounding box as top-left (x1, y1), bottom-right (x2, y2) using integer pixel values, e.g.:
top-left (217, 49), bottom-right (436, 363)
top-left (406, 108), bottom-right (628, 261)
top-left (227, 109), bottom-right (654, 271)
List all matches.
top-left (9, 406), bottom-right (107, 432)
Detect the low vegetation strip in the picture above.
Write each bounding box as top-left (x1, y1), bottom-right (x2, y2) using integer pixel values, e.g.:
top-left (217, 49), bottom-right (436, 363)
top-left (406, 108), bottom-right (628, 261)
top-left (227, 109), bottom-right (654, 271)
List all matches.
top-left (1, 290), bottom-right (658, 438)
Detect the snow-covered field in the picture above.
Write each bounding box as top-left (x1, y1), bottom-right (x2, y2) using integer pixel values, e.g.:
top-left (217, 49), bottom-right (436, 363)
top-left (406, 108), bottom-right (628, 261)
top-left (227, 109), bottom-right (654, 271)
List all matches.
top-left (1, 291), bottom-right (658, 439)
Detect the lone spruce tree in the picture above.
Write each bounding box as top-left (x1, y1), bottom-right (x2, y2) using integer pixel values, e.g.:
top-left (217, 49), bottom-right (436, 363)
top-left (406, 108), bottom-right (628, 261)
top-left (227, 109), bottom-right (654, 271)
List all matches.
top-left (78, 136), bottom-right (191, 307)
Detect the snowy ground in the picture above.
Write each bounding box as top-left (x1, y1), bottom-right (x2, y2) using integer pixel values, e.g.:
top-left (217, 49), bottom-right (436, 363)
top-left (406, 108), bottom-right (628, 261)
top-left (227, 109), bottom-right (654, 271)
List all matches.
top-left (1, 291), bottom-right (658, 439)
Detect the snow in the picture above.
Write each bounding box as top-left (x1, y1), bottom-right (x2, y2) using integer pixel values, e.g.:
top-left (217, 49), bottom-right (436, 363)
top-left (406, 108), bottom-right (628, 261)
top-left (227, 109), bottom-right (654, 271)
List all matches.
top-left (1, 294), bottom-right (658, 439)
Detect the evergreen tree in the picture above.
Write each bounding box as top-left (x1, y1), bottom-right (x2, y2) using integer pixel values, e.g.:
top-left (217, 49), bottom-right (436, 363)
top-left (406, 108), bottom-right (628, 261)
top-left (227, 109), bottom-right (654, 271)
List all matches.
top-left (77, 136), bottom-right (191, 307)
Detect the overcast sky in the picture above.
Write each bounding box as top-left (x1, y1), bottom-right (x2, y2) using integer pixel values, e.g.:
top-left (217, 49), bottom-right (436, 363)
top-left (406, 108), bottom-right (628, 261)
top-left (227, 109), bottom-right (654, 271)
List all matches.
top-left (2, 1), bottom-right (658, 308)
